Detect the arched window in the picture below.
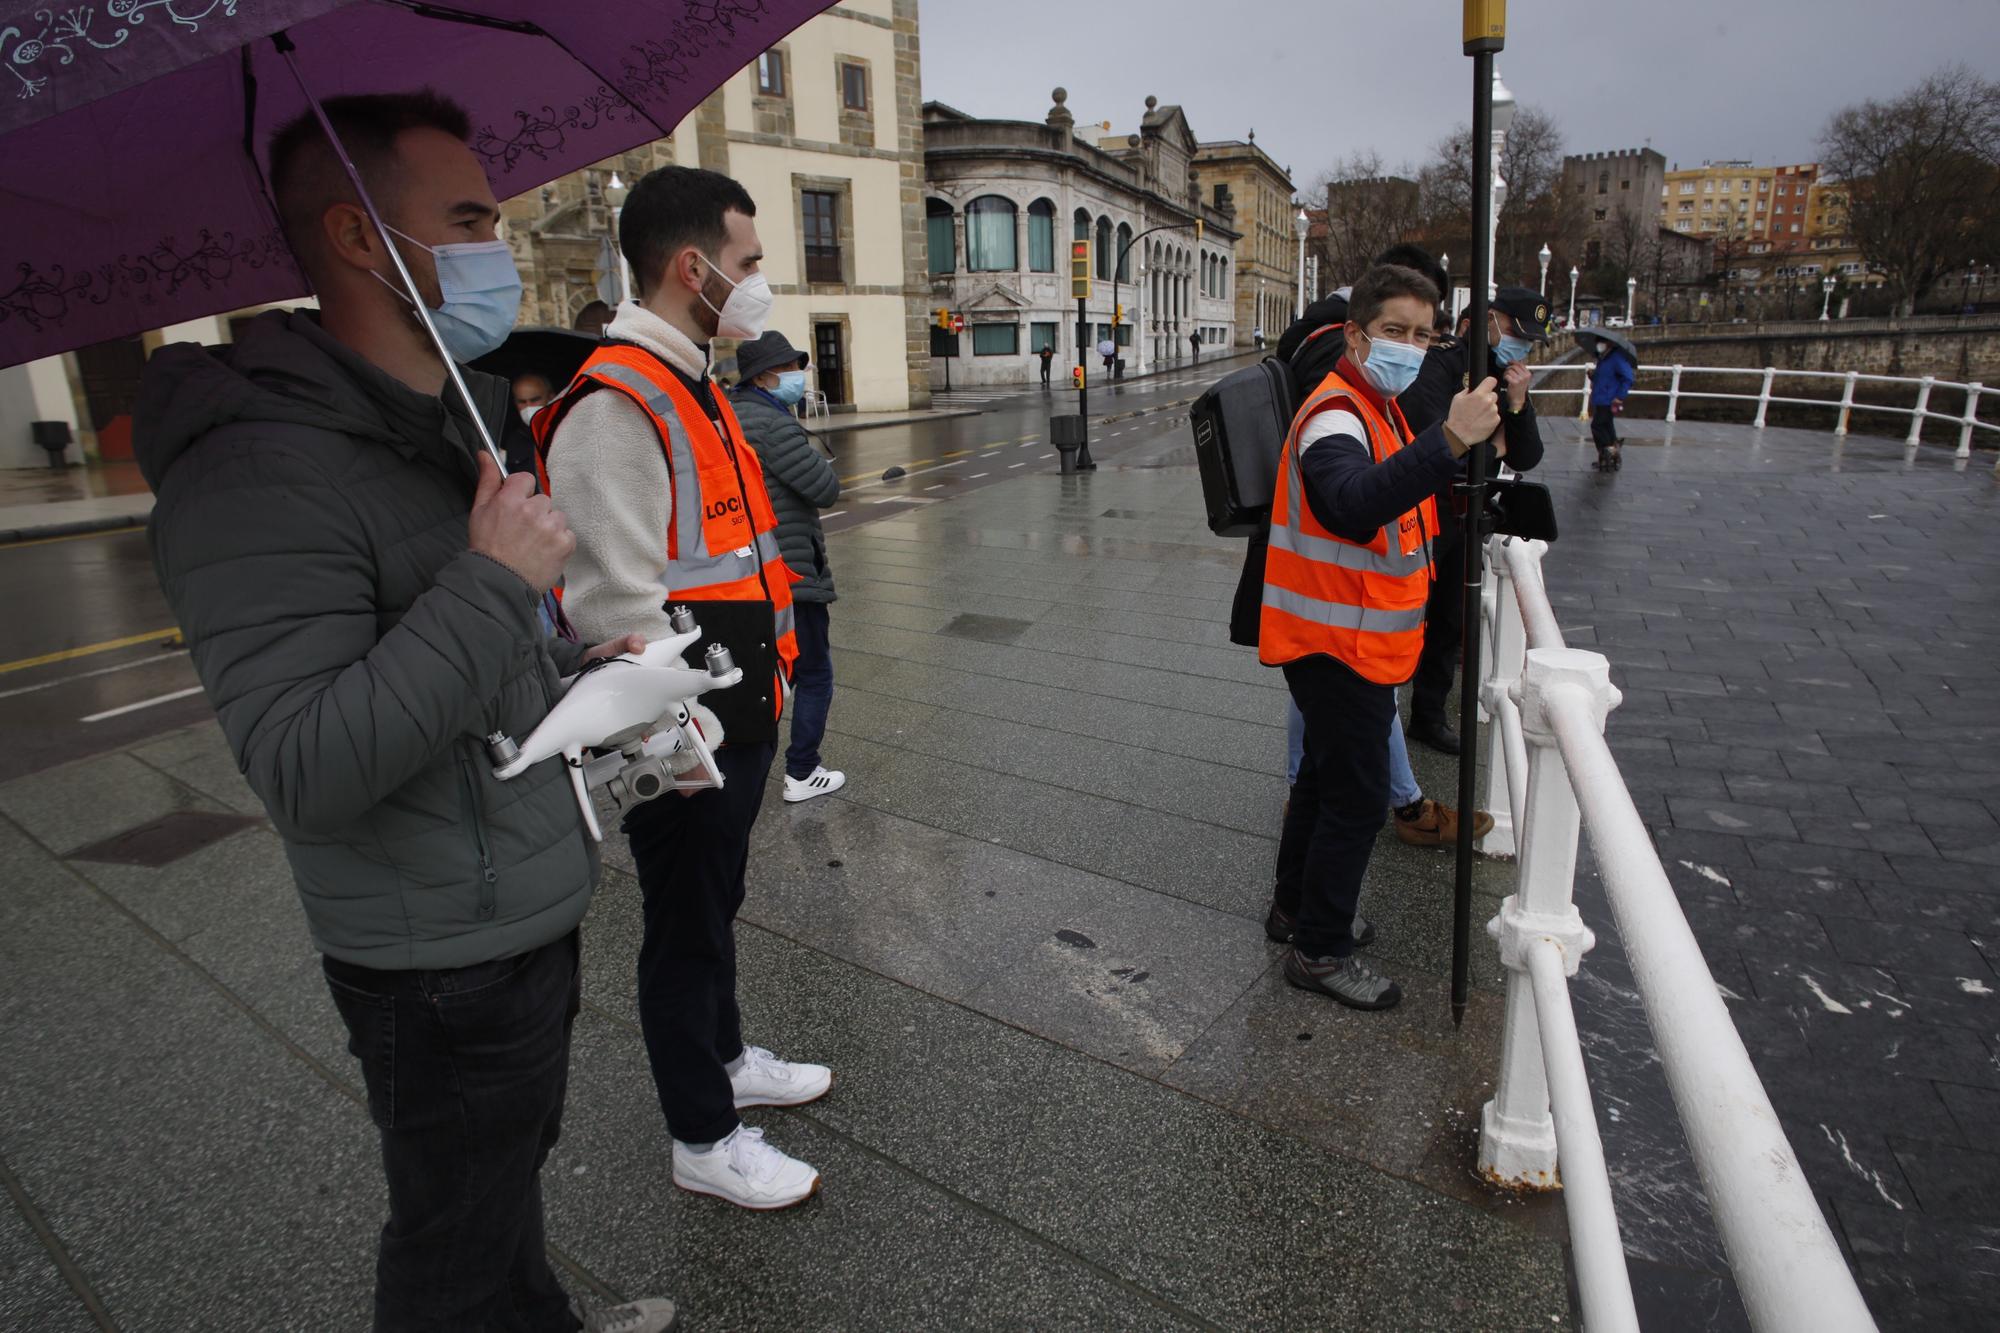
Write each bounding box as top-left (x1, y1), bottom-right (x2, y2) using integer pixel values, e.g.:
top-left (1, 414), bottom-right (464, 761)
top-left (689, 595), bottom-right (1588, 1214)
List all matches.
top-left (925, 198), bottom-right (954, 275)
top-left (1028, 199), bottom-right (1055, 272)
top-left (965, 195), bottom-right (1017, 272)
top-left (1095, 216), bottom-right (1113, 281)
top-left (1074, 207), bottom-right (1091, 241)
top-left (1115, 222), bottom-right (1133, 282)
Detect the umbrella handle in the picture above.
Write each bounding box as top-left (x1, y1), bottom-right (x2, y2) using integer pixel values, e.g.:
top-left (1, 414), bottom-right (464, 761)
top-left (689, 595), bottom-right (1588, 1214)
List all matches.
top-left (271, 32), bottom-right (509, 475)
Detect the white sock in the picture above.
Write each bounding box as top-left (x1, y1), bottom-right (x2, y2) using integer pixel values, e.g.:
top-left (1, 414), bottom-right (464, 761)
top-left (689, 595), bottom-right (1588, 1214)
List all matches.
top-left (724, 1052), bottom-right (746, 1077)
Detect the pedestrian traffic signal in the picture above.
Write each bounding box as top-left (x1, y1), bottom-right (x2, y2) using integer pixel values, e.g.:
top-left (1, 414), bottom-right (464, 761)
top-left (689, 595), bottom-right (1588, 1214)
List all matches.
top-left (1071, 240), bottom-right (1090, 300)
top-left (934, 307), bottom-right (952, 331)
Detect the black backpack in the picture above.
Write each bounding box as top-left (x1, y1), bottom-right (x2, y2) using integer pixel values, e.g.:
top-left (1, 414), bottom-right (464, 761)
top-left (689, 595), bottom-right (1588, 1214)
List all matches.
top-left (1187, 324), bottom-right (1345, 539)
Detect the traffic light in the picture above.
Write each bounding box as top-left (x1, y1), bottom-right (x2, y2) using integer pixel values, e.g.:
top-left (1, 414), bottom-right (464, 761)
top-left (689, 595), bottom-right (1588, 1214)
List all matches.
top-left (934, 307), bottom-right (951, 331)
top-left (1071, 240), bottom-right (1090, 300)
top-left (1114, 304), bottom-right (1124, 325)
top-left (1194, 218), bottom-right (1204, 243)
top-left (1071, 366), bottom-right (1085, 389)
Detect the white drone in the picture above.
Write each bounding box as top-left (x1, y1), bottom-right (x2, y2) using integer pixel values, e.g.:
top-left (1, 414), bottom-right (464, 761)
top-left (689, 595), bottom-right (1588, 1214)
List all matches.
top-left (486, 606), bottom-right (743, 841)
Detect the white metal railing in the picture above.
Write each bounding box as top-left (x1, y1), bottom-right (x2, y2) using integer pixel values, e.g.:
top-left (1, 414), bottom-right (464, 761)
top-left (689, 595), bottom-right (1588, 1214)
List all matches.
top-left (1473, 537), bottom-right (1879, 1333)
top-left (1531, 362), bottom-right (1998, 471)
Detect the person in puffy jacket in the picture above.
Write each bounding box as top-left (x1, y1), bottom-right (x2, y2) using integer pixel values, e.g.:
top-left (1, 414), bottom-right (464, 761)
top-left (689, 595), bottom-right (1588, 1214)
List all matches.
top-left (729, 331), bottom-right (847, 803)
top-left (1589, 336), bottom-right (1636, 470)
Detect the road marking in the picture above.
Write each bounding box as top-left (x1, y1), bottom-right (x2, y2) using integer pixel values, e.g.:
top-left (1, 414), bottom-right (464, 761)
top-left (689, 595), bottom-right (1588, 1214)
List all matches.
top-left (0, 627), bottom-right (181, 677)
top-left (822, 511), bottom-right (846, 520)
top-left (840, 456), bottom-right (936, 485)
top-left (82, 685), bottom-right (205, 724)
top-left (0, 649), bottom-right (191, 702)
top-left (924, 484), bottom-right (945, 491)
top-left (1007, 462), bottom-right (1026, 469)
top-left (968, 472), bottom-right (989, 479)
top-left (0, 525), bottom-right (147, 553)
top-left (1040, 453), bottom-right (1054, 459)
top-left (941, 449), bottom-right (972, 458)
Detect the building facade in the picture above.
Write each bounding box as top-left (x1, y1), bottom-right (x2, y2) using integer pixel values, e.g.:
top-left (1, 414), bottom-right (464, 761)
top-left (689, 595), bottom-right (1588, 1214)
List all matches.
top-left (922, 91), bottom-right (1241, 386)
top-left (1561, 148), bottom-right (1667, 269)
top-left (1190, 133), bottom-right (1297, 345)
top-left (501, 0), bottom-right (929, 412)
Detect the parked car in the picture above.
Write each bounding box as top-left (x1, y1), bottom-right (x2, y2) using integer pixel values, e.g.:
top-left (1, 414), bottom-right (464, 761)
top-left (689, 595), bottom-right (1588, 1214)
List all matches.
top-left (1604, 315), bottom-right (1631, 329)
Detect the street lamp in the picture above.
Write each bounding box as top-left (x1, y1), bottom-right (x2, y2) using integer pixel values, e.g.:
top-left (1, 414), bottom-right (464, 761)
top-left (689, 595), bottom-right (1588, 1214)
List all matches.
top-left (1294, 208), bottom-right (1309, 319)
top-left (1538, 243), bottom-right (1552, 298)
top-left (1567, 265), bottom-right (1579, 328)
top-left (1488, 71), bottom-right (1517, 298)
top-left (1820, 275), bottom-right (1835, 321)
top-left (1625, 275), bottom-right (1637, 325)
top-left (606, 170), bottom-right (633, 303)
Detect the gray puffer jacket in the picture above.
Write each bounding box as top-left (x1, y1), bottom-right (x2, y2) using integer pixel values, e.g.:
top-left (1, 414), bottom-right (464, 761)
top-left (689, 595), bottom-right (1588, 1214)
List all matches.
top-left (135, 310), bottom-right (596, 970)
top-left (729, 385), bottom-right (840, 603)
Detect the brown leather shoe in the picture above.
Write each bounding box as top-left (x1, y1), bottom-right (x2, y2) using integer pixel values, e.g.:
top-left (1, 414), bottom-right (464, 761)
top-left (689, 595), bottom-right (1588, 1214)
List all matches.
top-left (1393, 799), bottom-right (1495, 847)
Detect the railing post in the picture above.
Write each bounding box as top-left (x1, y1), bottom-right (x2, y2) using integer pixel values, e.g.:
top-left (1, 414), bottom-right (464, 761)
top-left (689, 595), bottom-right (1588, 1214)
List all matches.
top-left (1752, 367), bottom-right (1776, 429)
top-left (1906, 375), bottom-right (1934, 446)
top-left (1958, 382), bottom-right (1983, 460)
top-left (1478, 648), bottom-right (1617, 1189)
top-left (1577, 363), bottom-right (1593, 423)
top-left (1835, 368), bottom-right (1859, 436)
top-left (1478, 536), bottom-right (1531, 858)
top-left (1665, 364), bottom-right (1683, 423)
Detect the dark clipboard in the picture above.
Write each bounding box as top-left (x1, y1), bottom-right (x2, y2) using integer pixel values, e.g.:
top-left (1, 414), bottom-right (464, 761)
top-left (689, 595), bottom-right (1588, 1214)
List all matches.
top-left (1486, 477), bottom-right (1559, 543)
top-left (675, 599), bottom-right (779, 746)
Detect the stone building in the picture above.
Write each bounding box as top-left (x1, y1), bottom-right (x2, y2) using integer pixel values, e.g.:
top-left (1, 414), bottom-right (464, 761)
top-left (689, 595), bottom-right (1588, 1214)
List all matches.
top-left (1190, 133), bottom-right (1297, 344)
top-left (922, 91), bottom-right (1241, 386)
top-left (501, 0), bottom-right (930, 412)
top-left (1561, 147), bottom-right (1667, 269)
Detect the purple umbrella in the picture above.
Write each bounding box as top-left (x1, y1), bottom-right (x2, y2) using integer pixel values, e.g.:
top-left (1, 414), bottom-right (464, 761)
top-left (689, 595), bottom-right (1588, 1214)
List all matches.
top-left (0, 1), bottom-right (835, 374)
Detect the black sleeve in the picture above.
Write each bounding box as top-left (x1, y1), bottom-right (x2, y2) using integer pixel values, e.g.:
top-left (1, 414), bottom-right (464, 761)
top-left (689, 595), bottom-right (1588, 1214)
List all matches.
top-left (1298, 426), bottom-right (1459, 544)
top-left (1502, 394), bottom-right (1546, 473)
top-left (1397, 344), bottom-right (1462, 436)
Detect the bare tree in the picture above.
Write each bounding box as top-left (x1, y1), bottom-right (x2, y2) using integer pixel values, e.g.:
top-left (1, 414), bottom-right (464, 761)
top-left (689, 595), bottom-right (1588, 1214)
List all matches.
top-left (1311, 150), bottom-right (1425, 288)
top-left (1820, 65), bottom-right (2000, 315)
top-left (1418, 106), bottom-right (1580, 288)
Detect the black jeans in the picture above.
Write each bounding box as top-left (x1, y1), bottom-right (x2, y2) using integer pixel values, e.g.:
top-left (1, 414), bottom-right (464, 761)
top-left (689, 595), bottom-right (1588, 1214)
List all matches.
top-left (1410, 528), bottom-right (1464, 727)
top-left (322, 932), bottom-right (583, 1333)
top-left (1591, 403), bottom-right (1620, 449)
top-left (623, 740), bottom-right (775, 1144)
top-left (785, 601), bottom-right (833, 780)
top-left (1274, 656), bottom-right (1397, 958)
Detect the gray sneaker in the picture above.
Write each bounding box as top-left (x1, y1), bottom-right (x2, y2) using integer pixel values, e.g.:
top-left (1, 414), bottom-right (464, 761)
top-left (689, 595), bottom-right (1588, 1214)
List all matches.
top-left (1282, 947), bottom-right (1403, 1010)
top-left (574, 1295), bottom-right (677, 1333)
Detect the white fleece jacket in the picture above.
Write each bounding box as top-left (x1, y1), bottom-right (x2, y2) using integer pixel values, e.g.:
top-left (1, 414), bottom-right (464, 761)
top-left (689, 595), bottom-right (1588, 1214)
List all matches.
top-left (546, 303), bottom-right (713, 645)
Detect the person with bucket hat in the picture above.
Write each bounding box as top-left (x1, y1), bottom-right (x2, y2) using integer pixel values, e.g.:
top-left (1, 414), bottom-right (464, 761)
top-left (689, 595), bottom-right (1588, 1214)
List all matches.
top-left (1395, 284), bottom-right (1552, 756)
top-left (729, 331), bottom-right (848, 804)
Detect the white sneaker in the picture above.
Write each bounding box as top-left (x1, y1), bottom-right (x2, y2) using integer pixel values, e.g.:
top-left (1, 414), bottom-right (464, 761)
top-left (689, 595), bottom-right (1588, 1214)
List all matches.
top-left (672, 1125), bottom-right (821, 1210)
top-left (731, 1045), bottom-right (833, 1108)
top-left (783, 766), bottom-right (846, 803)
top-left (573, 1295), bottom-right (677, 1333)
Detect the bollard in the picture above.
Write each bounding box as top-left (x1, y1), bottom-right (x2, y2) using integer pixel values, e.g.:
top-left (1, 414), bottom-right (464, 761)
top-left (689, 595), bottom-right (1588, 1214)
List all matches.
top-left (1664, 365), bottom-right (1683, 423)
top-left (1835, 369), bottom-right (1858, 437)
top-left (1958, 382), bottom-right (1983, 461)
top-left (1752, 366), bottom-right (1776, 429)
top-left (1907, 376), bottom-right (1935, 446)
top-left (1477, 647), bottom-right (1618, 1190)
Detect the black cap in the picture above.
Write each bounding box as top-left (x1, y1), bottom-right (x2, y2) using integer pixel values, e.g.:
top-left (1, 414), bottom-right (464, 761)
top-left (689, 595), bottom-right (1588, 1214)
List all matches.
top-left (1489, 287), bottom-right (1558, 340)
top-left (733, 330), bottom-right (809, 383)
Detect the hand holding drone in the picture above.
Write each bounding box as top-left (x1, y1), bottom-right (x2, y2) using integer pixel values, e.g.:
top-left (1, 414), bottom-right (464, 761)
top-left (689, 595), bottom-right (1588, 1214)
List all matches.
top-left (485, 606), bottom-right (744, 841)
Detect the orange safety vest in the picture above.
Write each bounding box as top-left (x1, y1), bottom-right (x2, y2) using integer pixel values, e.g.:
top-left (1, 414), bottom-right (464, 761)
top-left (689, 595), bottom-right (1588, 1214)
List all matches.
top-left (534, 344), bottom-right (799, 707)
top-left (1259, 364), bottom-right (1438, 685)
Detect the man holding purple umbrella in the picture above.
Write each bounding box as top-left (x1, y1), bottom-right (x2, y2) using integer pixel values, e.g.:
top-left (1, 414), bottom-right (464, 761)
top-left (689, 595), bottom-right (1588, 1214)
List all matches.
top-left (135, 91), bottom-right (674, 1333)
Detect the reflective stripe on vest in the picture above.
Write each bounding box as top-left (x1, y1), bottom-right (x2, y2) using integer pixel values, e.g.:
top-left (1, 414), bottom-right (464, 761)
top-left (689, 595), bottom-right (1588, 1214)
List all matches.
top-left (536, 346), bottom-right (799, 702)
top-left (1258, 365), bottom-right (1437, 684)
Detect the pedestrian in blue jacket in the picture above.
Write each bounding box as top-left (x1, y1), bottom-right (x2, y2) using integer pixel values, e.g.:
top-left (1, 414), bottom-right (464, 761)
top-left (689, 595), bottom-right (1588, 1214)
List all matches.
top-left (1589, 337), bottom-right (1635, 470)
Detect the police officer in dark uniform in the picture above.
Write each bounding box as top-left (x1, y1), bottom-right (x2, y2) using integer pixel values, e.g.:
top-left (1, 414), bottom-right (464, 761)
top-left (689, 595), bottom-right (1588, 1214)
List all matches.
top-left (1395, 285), bottom-right (1554, 755)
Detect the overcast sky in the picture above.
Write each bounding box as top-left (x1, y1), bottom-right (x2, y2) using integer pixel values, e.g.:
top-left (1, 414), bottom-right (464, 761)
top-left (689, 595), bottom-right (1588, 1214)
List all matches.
top-left (919, 0), bottom-right (2000, 190)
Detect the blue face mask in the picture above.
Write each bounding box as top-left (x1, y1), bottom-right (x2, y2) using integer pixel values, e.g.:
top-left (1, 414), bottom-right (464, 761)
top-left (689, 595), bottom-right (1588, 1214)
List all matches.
top-left (1495, 333), bottom-right (1536, 366)
top-left (1357, 331), bottom-right (1427, 398)
top-left (375, 224), bottom-right (523, 363)
top-left (770, 369), bottom-right (808, 406)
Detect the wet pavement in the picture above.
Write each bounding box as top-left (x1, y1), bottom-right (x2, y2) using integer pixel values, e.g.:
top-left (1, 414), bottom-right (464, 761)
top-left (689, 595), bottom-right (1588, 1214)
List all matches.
top-left (0, 385), bottom-right (1567, 1332)
top-left (2, 376), bottom-right (1992, 1329)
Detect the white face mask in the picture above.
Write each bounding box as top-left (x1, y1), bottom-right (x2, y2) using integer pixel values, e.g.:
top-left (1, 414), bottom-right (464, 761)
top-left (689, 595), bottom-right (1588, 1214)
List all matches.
top-left (697, 252), bottom-right (774, 341)
top-left (518, 405), bottom-right (541, 427)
